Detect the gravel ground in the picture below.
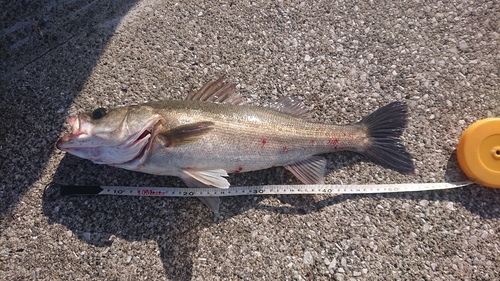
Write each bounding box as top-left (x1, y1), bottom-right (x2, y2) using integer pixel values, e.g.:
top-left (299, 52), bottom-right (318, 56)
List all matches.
top-left (1, 0), bottom-right (500, 280)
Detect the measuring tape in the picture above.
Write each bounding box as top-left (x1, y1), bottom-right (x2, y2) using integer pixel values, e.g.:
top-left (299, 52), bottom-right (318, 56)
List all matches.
top-left (53, 181), bottom-right (474, 198)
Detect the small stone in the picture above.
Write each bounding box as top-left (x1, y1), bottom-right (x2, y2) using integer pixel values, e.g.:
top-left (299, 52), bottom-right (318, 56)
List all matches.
top-left (303, 251), bottom-right (313, 265)
top-left (469, 236), bottom-right (478, 245)
top-left (330, 256), bottom-right (337, 265)
top-left (335, 273), bottom-right (345, 281)
top-left (360, 72), bottom-right (367, 81)
top-left (83, 232), bottom-right (91, 240)
top-left (458, 40), bottom-right (468, 51)
top-left (328, 262), bottom-right (336, 273)
top-left (304, 55), bottom-right (312, 61)
top-left (431, 263), bottom-right (437, 271)
top-left (262, 214), bottom-right (271, 223)
top-left (423, 224), bottom-right (430, 232)
top-left (338, 268), bottom-right (345, 273)
top-left (446, 202), bottom-right (455, 210)
top-left (419, 200), bottom-right (429, 206)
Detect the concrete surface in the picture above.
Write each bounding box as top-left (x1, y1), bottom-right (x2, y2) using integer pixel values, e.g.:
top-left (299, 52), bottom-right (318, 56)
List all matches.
top-left (1, 0), bottom-right (500, 280)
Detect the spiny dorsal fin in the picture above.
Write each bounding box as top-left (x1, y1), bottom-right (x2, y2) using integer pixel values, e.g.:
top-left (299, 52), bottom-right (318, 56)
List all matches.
top-left (285, 156), bottom-right (327, 184)
top-left (186, 76), bottom-right (245, 105)
top-left (158, 121), bottom-right (214, 147)
top-left (271, 96), bottom-right (312, 120)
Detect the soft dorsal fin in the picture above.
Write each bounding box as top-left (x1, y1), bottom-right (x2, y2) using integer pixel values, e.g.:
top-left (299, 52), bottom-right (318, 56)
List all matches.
top-left (284, 156), bottom-right (327, 184)
top-left (186, 76), bottom-right (246, 105)
top-left (271, 96), bottom-right (312, 119)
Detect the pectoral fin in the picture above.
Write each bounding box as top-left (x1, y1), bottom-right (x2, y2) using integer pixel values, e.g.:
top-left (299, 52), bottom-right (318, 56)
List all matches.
top-left (158, 121), bottom-right (214, 147)
top-left (285, 156), bottom-right (327, 184)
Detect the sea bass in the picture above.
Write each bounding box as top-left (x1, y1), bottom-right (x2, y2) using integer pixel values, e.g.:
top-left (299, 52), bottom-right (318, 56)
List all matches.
top-left (56, 77), bottom-right (414, 214)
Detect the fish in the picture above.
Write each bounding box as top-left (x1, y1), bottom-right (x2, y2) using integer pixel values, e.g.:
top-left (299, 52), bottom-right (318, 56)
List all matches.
top-left (56, 76), bottom-right (414, 215)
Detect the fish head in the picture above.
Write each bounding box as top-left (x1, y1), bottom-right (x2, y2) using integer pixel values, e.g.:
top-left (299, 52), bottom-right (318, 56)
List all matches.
top-left (56, 105), bottom-right (162, 165)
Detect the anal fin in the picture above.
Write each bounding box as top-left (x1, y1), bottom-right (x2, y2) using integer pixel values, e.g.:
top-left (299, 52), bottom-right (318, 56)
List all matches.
top-left (285, 156), bottom-right (327, 184)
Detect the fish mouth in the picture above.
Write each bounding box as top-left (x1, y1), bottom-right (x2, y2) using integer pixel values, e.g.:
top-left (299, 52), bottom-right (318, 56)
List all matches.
top-left (56, 116), bottom-right (92, 149)
top-left (56, 114), bottom-right (161, 165)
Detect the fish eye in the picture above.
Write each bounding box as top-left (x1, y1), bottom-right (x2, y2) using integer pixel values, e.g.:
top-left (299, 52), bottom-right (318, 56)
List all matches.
top-left (92, 108), bottom-right (107, 119)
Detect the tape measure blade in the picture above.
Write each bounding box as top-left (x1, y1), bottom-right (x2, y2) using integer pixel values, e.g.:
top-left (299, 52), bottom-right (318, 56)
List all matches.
top-left (73, 182), bottom-right (474, 197)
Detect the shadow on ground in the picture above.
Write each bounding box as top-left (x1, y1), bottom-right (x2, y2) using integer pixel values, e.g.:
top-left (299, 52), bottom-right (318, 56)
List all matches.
top-left (43, 158), bottom-right (213, 279)
top-left (42, 149), bottom-right (499, 279)
top-left (0, 0), bottom-right (139, 219)
top-left (41, 151), bottom-right (360, 279)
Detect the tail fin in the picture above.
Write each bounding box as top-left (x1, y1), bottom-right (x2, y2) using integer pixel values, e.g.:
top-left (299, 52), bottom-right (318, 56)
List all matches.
top-left (358, 102), bottom-right (415, 174)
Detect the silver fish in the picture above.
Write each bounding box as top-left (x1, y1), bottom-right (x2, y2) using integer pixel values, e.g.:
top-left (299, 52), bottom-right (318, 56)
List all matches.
top-left (57, 77), bottom-right (414, 214)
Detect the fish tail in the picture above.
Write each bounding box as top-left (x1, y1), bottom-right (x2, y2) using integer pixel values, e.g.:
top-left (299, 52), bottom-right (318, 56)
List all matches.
top-left (358, 102), bottom-right (415, 174)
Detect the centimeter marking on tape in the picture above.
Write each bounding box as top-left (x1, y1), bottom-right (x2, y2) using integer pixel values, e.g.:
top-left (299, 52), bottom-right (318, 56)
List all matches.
top-left (58, 181), bottom-right (474, 197)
